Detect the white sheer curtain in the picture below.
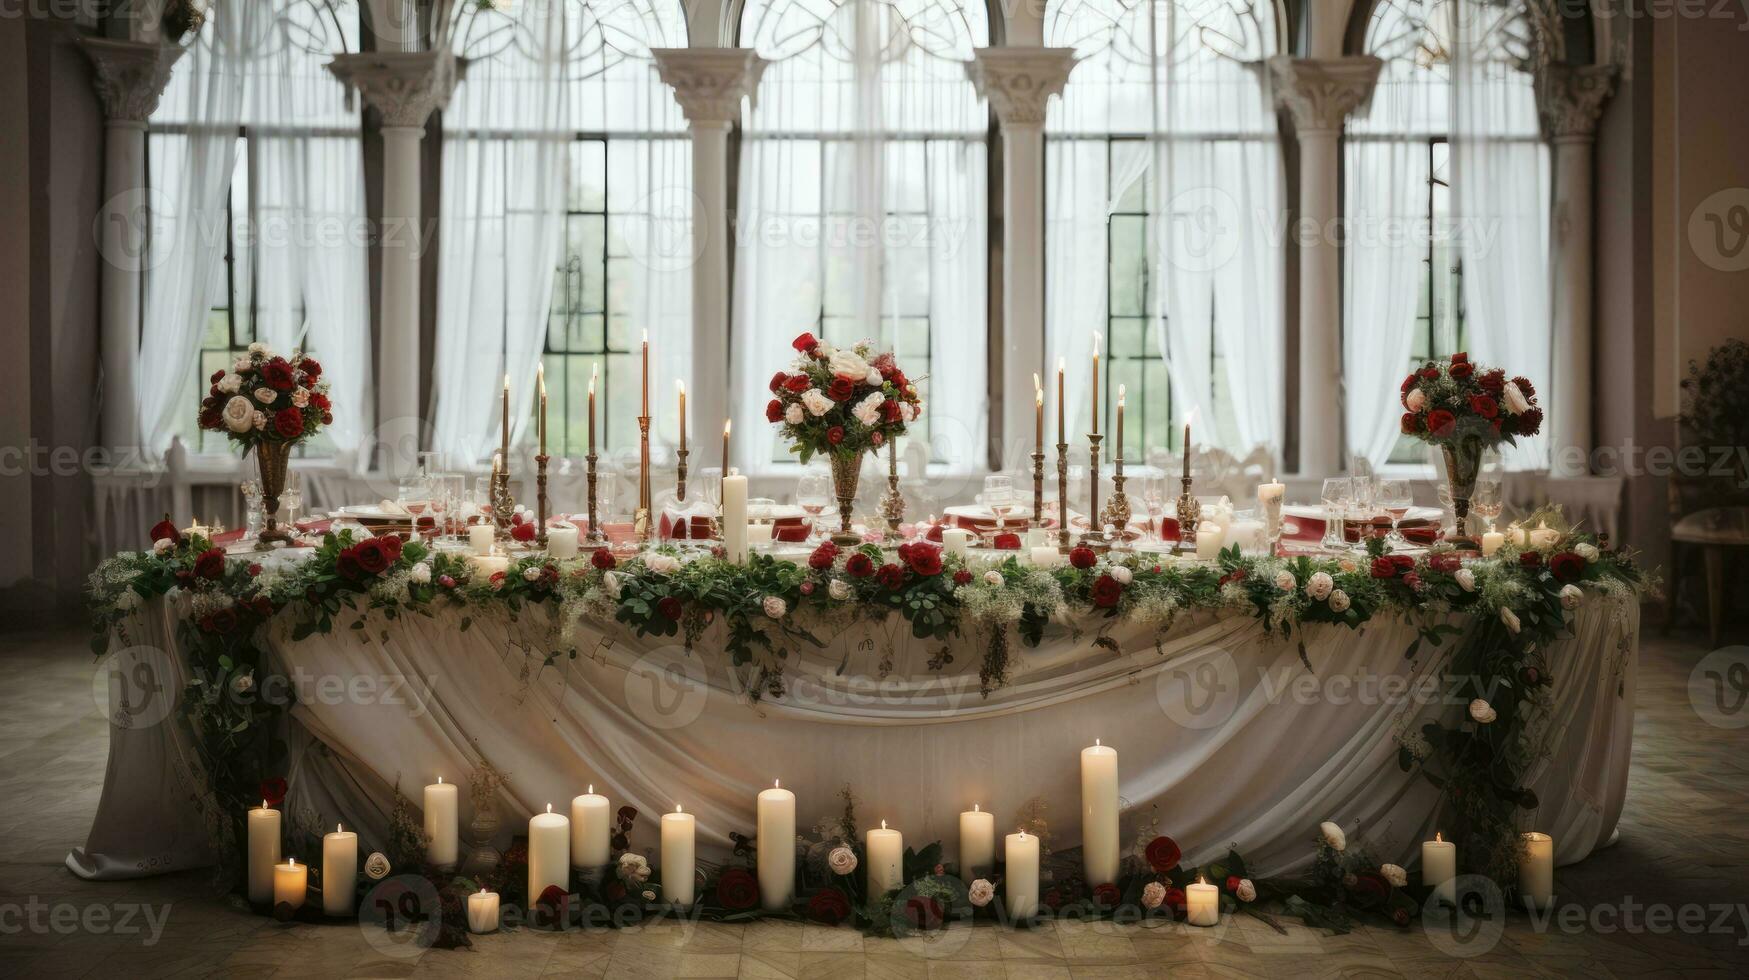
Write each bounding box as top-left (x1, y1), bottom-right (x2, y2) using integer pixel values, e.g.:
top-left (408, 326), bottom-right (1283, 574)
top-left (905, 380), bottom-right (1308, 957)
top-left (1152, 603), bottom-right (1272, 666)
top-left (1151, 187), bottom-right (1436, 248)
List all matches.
top-left (1044, 0), bottom-right (1283, 462)
top-left (431, 0), bottom-right (689, 464)
top-left (734, 0), bottom-right (989, 474)
top-left (1451, 2), bottom-right (1549, 471)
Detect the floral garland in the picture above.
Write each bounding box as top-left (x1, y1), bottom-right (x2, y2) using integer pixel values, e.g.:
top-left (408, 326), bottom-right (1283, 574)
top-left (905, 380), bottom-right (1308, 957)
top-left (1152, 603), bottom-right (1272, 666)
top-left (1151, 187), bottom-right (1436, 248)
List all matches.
top-left (90, 514), bottom-right (1649, 883)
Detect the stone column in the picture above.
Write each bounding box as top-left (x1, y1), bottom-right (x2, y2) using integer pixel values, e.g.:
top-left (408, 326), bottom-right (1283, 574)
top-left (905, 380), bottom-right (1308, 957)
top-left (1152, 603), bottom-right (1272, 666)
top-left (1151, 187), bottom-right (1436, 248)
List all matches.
top-left (78, 37), bottom-right (184, 457)
top-left (328, 51), bottom-right (459, 478)
top-left (650, 48), bottom-right (767, 453)
top-left (1270, 56), bottom-right (1381, 479)
top-left (1537, 63), bottom-right (1616, 477)
top-left (966, 48), bottom-right (1077, 470)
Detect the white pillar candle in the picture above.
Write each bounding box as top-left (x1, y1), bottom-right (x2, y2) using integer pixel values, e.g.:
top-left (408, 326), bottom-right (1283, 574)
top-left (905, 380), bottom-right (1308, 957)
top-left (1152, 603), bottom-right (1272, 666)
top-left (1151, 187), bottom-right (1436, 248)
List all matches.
top-left (722, 475), bottom-right (749, 562)
top-left (1519, 832), bottom-right (1555, 908)
top-left (1004, 829), bottom-right (1040, 920)
top-left (661, 805), bottom-right (697, 907)
top-left (756, 780), bottom-right (796, 911)
top-left (547, 525), bottom-right (579, 559)
top-left (321, 824), bottom-right (358, 916)
top-left (423, 777), bottom-right (458, 868)
top-left (247, 802), bottom-right (282, 905)
top-left (941, 527), bottom-right (971, 557)
top-left (467, 888), bottom-right (499, 934)
top-left (1257, 482), bottom-right (1285, 541)
top-left (1186, 876), bottom-right (1219, 927)
top-left (747, 522), bottom-right (774, 548)
top-left (1194, 523), bottom-right (1224, 560)
top-left (1422, 831), bottom-right (1457, 905)
top-left (866, 820), bottom-right (904, 899)
top-left (1029, 546), bottom-right (1059, 568)
top-left (469, 523), bottom-right (495, 556)
top-left (1481, 531), bottom-right (1505, 557)
top-left (1080, 740), bottom-right (1120, 886)
top-left (467, 554), bottom-right (509, 580)
top-left (1025, 527), bottom-right (1050, 549)
top-left (571, 785), bottom-right (611, 869)
top-left (958, 804), bottom-right (995, 879)
top-left (528, 803), bottom-right (571, 903)
top-left (273, 858), bottom-right (308, 912)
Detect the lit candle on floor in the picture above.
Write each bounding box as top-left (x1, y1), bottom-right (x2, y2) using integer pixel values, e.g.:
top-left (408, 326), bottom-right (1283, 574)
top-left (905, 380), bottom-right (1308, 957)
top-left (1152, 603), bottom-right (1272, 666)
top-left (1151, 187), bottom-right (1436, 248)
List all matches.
top-left (662, 805), bottom-right (697, 907)
top-left (322, 824), bottom-right (357, 916)
top-left (529, 804), bottom-right (570, 903)
top-left (273, 857), bottom-right (308, 912)
top-left (866, 820), bottom-right (904, 898)
top-left (467, 888), bottom-right (499, 934)
top-left (247, 802), bottom-right (281, 906)
top-left (571, 785), bottom-right (610, 869)
top-left (1519, 832), bottom-right (1554, 908)
top-left (757, 780), bottom-right (796, 911)
top-left (424, 777), bottom-right (458, 868)
top-left (1080, 740), bottom-right (1120, 886)
top-left (1186, 876), bottom-right (1219, 926)
top-left (1005, 829), bottom-right (1040, 919)
top-left (1422, 831), bottom-right (1457, 905)
top-left (959, 804), bottom-right (994, 879)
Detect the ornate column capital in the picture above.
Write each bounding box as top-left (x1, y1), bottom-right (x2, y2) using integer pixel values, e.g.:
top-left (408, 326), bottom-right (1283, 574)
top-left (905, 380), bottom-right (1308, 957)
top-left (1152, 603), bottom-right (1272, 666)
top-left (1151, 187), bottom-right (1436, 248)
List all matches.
top-left (1268, 55), bottom-right (1383, 135)
top-left (326, 50), bottom-right (461, 130)
top-left (965, 47), bottom-right (1078, 126)
top-left (1536, 63), bottom-right (1618, 144)
top-left (650, 48), bottom-right (768, 127)
top-left (76, 37), bottom-right (185, 124)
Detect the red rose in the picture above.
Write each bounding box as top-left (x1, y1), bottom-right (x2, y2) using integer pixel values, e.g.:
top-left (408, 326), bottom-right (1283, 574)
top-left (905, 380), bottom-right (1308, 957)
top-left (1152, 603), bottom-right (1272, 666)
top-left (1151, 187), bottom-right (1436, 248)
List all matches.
top-left (380, 534), bottom-right (403, 562)
top-left (1042, 888), bottom-right (1063, 912)
top-left (210, 369), bottom-right (226, 384)
top-left (1420, 366), bottom-right (1440, 379)
top-left (783, 375), bottom-right (812, 394)
top-left (881, 399), bottom-right (903, 423)
top-left (827, 377), bottom-right (854, 402)
top-left (808, 887), bottom-right (851, 926)
top-left (1391, 554), bottom-right (1415, 571)
top-left (1550, 551), bottom-right (1585, 582)
top-left (769, 371), bottom-right (788, 392)
top-left (1226, 875), bottom-right (1242, 893)
top-left (715, 868), bottom-right (759, 911)
top-left (1429, 553), bottom-right (1462, 573)
top-left (658, 596), bottom-right (684, 620)
top-left (353, 537), bottom-right (391, 575)
top-left (1165, 887), bottom-right (1187, 913)
top-left (766, 399), bottom-right (785, 423)
top-left (827, 425), bottom-right (846, 446)
top-left (1400, 413), bottom-right (1422, 435)
top-left (336, 548), bottom-right (362, 581)
top-left (1426, 409), bottom-right (1456, 437)
top-left (875, 563), bottom-right (906, 589)
top-left (149, 517), bottom-right (182, 545)
top-left (1401, 373), bottom-right (1417, 393)
top-left (1450, 351), bottom-right (1468, 364)
top-left (1512, 376), bottom-right (1537, 400)
top-left (1144, 835), bottom-right (1182, 873)
top-left (1449, 361), bottom-right (1474, 379)
top-left (1091, 574), bottom-right (1122, 607)
top-left (512, 521), bottom-right (536, 542)
top-left (800, 581), bottom-right (815, 596)
top-left (199, 409), bottom-right (222, 430)
top-left (953, 569), bottom-right (972, 585)
top-left (194, 547), bottom-right (227, 580)
top-left (870, 431), bottom-right (884, 446)
top-left (199, 608), bottom-right (238, 634)
top-left (1469, 394), bottom-right (1498, 419)
top-left (846, 553), bottom-right (875, 578)
top-left (1517, 407), bottom-right (1543, 436)
top-left (1479, 370), bottom-right (1505, 391)
top-left (259, 778), bottom-right (288, 806)
top-left (991, 532), bottom-right (1021, 550)
top-left (808, 543), bottom-right (838, 570)
top-left (1092, 883), bottom-right (1121, 907)
top-left (250, 595), bottom-right (274, 616)
top-left (261, 358), bottom-right (296, 391)
top-left (1069, 546), bottom-right (1097, 569)
top-left (592, 549), bottom-right (617, 570)
top-left (903, 895), bottom-right (945, 930)
top-left (311, 392), bottom-right (331, 411)
top-left (272, 407), bottom-right (305, 440)
top-left (299, 358), bottom-right (321, 381)
top-left (907, 543), bottom-right (943, 577)
top-left (1520, 551), bottom-right (1543, 569)
top-left (1370, 556), bottom-right (1397, 578)
top-left (791, 332), bottom-right (819, 354)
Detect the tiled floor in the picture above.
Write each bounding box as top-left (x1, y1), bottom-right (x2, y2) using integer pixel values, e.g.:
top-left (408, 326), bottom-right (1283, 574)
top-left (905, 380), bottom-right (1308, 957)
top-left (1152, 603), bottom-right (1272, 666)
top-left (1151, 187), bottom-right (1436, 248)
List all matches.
top-left (2, 623), bottom-right (1747, 978)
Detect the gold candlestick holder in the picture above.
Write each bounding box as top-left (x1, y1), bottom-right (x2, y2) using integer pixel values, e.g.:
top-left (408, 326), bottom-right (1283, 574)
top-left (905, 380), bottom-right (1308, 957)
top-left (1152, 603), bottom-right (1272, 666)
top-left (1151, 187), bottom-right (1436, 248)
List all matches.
top-left (879, 442), bottom-right (904, 536)
top-left (675, 447), bottom-right (690, 503)
top-left (1175, 475), bottom-right (1198, 553)
top-left (491, 467), bottom-right (517, 541)
top-left (1031, 448), bottom-right (1045, 531)
top-left (1100, 450), bottom-right (1132, 538)
top-left (535, 453), bottom-right (550, 547)
top-left (1083, 432), bottom-right (1105, 548)
top-left (1055, 440), bottom-right (1071, 550)
top-left (585, 449), bottom-right (607, 548)
top-left (635, 414), bottom-right (652, 543)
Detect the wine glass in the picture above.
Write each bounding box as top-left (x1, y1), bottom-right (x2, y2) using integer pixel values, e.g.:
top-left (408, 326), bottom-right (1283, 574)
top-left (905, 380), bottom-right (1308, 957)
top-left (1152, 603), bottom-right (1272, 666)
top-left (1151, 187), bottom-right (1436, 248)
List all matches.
top-left (1377, 478), bottom-right (1413, 549)
top-left (240, 479), bottom-right (262, 537)
top-left (980, 475), bottom-right (1019, 533)
top-left (1320, 477), bottom-right (1352, 551)
top-left (282, 475), bottom-right (304, 531)
top-left (796, 468), bottom-right (832, 541)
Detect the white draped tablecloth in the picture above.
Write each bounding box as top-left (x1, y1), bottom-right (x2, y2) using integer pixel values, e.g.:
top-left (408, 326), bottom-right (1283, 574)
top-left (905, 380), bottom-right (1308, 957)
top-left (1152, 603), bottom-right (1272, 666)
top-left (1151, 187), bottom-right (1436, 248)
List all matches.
top-left (70, 595), bottom-right (1640, 882)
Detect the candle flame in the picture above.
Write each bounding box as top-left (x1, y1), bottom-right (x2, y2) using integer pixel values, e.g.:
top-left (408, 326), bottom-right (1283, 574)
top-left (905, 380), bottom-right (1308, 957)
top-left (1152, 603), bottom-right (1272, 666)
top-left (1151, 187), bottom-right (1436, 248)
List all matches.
top-left (1435, 831), bottom-right (1444, 843)
top-left (774, 779), bottom-right (780, 789)
top-left (480, 887), bottom-right (487, 894)
top-left (262, 800), bottom-right (268, 809)
top-left (1118, 384), bottom-right (1126, 406)
top-left (881, 819), bottom-right (887, 830)
top-left (677, 380), bottom-right (685, 395)
top-left (1033, 372), bottom-right (1041, 392)
top-left (1093, 332), bottom-right (1102, 357)
top-left (290, 858), bottom-right (297, 868)
top-left (676, 804), bottom-right (683, 814)
top-left (725, 419), bottom-right (733, 436)
top-left (1035, 389), bottom-right (1043, 406)
top-left (1196, 875), bottom-right (1205, 886)
top-left (437, 776), bottom-right (443, 785)
top-left (336, 824), bottom-right (342, 833)
top-left (503, 374), bottom-right (509, 392)
top-left (546, 803), bottom-right (553, 814)
top-left (642, 329), bottom-right (649, 345)
top-left (1095, 738), bottom-right (1101, 747)
top-left (974, 803), bottom-right (980, 812)
top-left (1057, 356), bottom-right (1065, 374)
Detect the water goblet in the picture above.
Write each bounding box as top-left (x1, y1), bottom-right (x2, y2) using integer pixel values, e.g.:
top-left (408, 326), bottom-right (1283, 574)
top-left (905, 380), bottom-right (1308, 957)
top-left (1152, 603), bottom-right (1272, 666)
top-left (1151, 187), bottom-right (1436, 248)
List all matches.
top-left (1320, 477), bottom-right (1352, 551)
top-left (1378, 478), bottom-right (1413, 549)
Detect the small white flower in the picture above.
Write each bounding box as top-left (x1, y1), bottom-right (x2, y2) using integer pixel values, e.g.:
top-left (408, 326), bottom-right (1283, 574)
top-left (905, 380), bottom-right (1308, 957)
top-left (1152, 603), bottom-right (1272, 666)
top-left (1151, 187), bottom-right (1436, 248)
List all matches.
top-left (1328, 589), bottom-right (1351, 613)
top-left (1455, 568), bottom-right (1477, 592)
top-left (222, 395), bottom-right (255, 433)
top-left (644, 552), bottom-right (681, 575)
top-left (1500, 607), bottom-right (1521, 634)
top-left (522, 566), bottom-right (542, 582)
top-left (641, 889), bottom-right (657, 902)
top-left (1337, 557), bottom-right (1360, 575)
top-left (1320, 821), bottom-right (1347, 852)
top-left (152, 537), bottom-right (173, 555)
top-left (364, 852), bottom-right (391, 880)
top-left (852, 391), bottom-right (886, 427)
top-left (251, 411), bottom-right (267, 431)
top-left (1560, 584), bottom-right (1584, 610)
top-left (865, 366), bottom-right (884, 387)
top-left (247, 341), bottom-right (266, 354)
top-left (785, 403), bottom-right (804, 425)
top-left (230, 672), bottom-right (254, 695)
top-left (253, 386), bottom-right (277, 405)
top-left (1306, 571), bottom-right (1334, 600)
top-left (617, 852), bottom-right (651, 885)
top-left (409, 562), bottom-right (431, 584)
top-left (827, 348), bottom-right (870, 380)
top-left (828, 579), bottom-right (851, 600)
top-left (763, 595), bottom-right (787, 619)
top-left (983, 570), bottom-right (1005, 587)
top-left (968, 878), bottom-right (995, 907)
top-left (1405, 388), bottom-right (1426, 412)
top-left (1111, 565), bottom-right (1134, 585)
top-left (1380, 864), bottom-right (1408, 888)
top-left (291, 388), bottom-right (311, 408)
top-left (602, 570), bottom-right (623, 598)
top-left (232, 356), bottom-right (253, 373)
top-left (218, 373), bottom-right (242, 394)
top-left (801, 389), bottom-right (834, 417)
top-left (116, 589), bottom-right (142, 610)
top-left (1469, 698), bottom-right (1498, 724)
top-left (828, 845), bottom-right (858, 876)
top-left (1502, 381), bottom-right (1531, 414)
top-left (1140, 881), bottom-right (1166, 910)
top-left (1236, 879), bottom-right (1256, 902)
top-left (1575, 542), bottom-right (1599, 562)
top-left (1273, 570), bottom-right (1296, 592)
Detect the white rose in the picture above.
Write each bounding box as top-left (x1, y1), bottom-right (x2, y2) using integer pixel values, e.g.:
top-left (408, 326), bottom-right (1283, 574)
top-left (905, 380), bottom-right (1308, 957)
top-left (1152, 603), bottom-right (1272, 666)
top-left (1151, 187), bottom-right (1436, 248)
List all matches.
top-left (1306, 571), bottom-right (1334, 600)
top-left (828, 845), bottom-right (858, 876)
top-left (828, 579), bottom-right (851, 600)
top-left (763, 595), bottom-right (787, 619)
top-left (1575, 542), bottom-right (1599, 562)
top-left (1502, 381), bottom-right (1531, 414)
top-left (1455, 568), bottom-right (1477, 592)
top-left (1320, 821), bottom-right (1347, 852)
top-left (1560, 584), bottom-right (1584, 610)
top-left (1110, 565), bottom-right (1134, 585)
top-left (1328, 589), bottom-right (1351, 613)
top-left (865, 367), bottom-right (884, 387)
top-left (252, 411), bottom-right (267, 431)
top-left (1469, 698), bottom-right (1497, 724)
top-left (617, 852), bottom-right (651, 885)
top-left (1140, 881), bottom-right (1166, 910)
top-left (364, 852), bottom-right (391, 880)
top-left (1273, 570), bottom-right (1296, 592)
top-left (644, 552), bottom-right (680, 575)
top-left (523, 566), bottom-right (542, 581)
top-left (852, 391), bottom-right (886, 427)
top-left (968, 878), bottom-right (995, 907)
top-left (602, 570), bottom-right (623, 598)
top-left (1500, 607), bottom-right (1521, 634)
top-left (116, 589), bottom-right (142, 611)
top-left (983, 570), bottom-right (1004, 587)
top-left (218, 373), bottom-right (242, 394)
top-left (152, 537), bottom-right (173, 555)
top-left (291, 388), bottom-right (310, 408)
top-left (642, 889), bottom-right (657, 902)
top-left (253, 386), bottom-right (277, 405)
top-left (247, 341), bottom-right (266, 354)
top-left (1380, 864), bottom-right (1408, 888)
top-left (230, 672), bottom-right (254, 695)
top-left (1405, 388), bottom-right (1426, 412)
top-left (232, 356), bottom-right (253, 373)
top-left (1236, 878), bottom-right (1256, 902)
top-left (827, 348), bottom-right (869, 380)
top-left (222, 395), bottom-right (255, 433)
top-left (1338, 557), bottom-right (1359, 574)
top-left (409, 562), bottom-right (431, 584)
top-left (785, 403), bottom-right (805, 425)
top-left (801, 389), bottom-right (834, 417)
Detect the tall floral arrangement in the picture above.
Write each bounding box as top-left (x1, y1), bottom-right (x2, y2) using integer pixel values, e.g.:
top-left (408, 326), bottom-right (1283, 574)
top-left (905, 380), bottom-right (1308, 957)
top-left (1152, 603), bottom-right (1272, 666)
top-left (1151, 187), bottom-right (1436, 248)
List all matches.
top-left (198, 343), bottom-right (332, 449)
top-left (1397, 352), bottom-right (1541, 446)
top-left (766, 333), bottom-right (922, 464)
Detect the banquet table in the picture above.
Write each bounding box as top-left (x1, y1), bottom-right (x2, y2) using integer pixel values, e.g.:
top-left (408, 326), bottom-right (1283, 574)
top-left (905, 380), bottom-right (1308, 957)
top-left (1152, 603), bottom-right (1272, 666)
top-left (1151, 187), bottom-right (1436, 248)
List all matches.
top-left (70, 570), bottom-right (1641, 884)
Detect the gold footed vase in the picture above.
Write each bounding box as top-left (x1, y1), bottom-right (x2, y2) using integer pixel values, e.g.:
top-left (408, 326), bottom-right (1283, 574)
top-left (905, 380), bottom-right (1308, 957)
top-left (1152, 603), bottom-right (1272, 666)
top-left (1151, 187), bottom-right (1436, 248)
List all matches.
top-left (1442, 442), bottom-right (1483, 548)
top-left (829, 450), bottom-right (865, 548)
top-left (254, 440), bottom-right (297, 545)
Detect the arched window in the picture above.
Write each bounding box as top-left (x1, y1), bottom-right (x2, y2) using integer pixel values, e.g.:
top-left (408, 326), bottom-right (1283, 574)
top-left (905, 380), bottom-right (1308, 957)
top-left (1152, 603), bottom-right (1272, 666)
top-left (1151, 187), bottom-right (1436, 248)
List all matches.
top-left (1345, 0), bottom-right (1548, 469)
top-left (433, 0), bottom-right (690, 464)
top-left (732, 0), bottom-right (990, 473)
top-left (143, 1), bottom-right (368, 461)
top-left (1044, 0), bottom-right (1282, 466)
